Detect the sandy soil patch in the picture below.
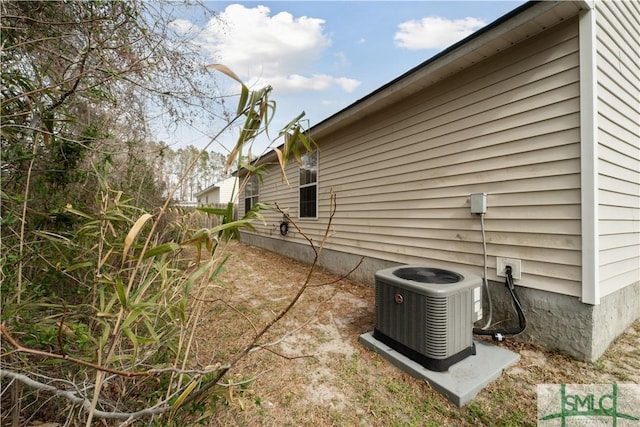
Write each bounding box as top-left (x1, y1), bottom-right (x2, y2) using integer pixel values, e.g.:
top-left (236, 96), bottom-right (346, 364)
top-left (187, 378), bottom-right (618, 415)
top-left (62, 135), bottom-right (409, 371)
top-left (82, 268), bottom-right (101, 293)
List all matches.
top-left (193, 241), bottom-right (640, 426)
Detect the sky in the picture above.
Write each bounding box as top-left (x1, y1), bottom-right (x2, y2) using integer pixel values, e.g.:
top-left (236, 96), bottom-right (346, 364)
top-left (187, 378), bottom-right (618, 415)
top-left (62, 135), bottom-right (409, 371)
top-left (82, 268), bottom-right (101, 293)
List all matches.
top-left (159, 1), bottom-right (527, 155)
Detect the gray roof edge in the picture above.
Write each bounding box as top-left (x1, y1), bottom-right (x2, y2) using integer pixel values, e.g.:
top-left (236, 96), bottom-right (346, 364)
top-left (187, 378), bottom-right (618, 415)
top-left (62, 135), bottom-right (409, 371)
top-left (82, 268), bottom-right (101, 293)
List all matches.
top-left (248, 0), bottom-right (590, 167)
top-left (310, 0), bottom-right (583, 139)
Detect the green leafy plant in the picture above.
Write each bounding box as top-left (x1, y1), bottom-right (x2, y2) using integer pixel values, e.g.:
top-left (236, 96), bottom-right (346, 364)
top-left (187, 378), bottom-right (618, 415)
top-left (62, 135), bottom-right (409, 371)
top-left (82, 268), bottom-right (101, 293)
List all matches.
top-left (1, 59), bottom-right (318, 424)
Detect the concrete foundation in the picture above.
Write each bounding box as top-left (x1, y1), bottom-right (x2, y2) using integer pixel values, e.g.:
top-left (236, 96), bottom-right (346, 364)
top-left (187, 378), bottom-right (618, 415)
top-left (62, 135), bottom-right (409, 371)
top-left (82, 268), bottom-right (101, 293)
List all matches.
top-left (240, 232), bottom-right (640, 362)
top-left (359, 332), bottom-right (520, 407)
top-left (240, 232), bottom-right (401, 285)
top-left (479, 279), bottom-right (640, 361)
top-left (592, 281), bottom-right (640, 358)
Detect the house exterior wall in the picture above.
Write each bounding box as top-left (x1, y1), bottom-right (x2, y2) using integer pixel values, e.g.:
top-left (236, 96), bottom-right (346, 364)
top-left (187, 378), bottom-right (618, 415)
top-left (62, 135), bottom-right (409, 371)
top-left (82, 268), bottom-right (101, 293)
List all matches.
top-left (196, 177), bottom-right (239, 205)
top-left (242, 18), bottom-right (583, 297)
top-left (218, 177), bottom-right (239, 204)
top-left (196, 187), bottom-right (220, 206)
top-left (594, 0), bottom-right (640, 298)
top-left (238, 4), bottom-right (639, 360)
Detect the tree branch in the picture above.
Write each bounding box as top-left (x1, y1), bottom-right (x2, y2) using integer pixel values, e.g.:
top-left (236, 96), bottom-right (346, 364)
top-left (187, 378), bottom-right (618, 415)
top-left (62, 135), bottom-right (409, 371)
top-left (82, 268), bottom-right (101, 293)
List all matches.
top-left (0, 323), bottom-right (223, 378)
top-left (1, 323), bottom-right (148, 378)
top-left (308, 256), bottom-right (365, 287)
top-left (177, 190), bottom-right (339, 409)
top-left (46, 40), bottom-right (90, 112)
top-left (275, 201), bottom-right (318, 255)
top-left (0, 369), bottom-right (174, 421)
top-left (190, 296), bottom-right (258, 335)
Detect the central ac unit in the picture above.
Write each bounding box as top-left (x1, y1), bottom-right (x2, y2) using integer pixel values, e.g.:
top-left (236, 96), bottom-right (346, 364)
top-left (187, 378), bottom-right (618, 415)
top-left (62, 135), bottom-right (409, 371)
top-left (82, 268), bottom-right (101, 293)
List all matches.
top-left (373, 266), bottom-right (482, 372)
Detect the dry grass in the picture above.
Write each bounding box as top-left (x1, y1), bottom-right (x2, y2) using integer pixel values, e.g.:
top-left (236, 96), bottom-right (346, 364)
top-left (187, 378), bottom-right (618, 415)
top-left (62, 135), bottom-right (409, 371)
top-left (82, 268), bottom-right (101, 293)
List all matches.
top-left (193, 241), bottom-right (640, 426)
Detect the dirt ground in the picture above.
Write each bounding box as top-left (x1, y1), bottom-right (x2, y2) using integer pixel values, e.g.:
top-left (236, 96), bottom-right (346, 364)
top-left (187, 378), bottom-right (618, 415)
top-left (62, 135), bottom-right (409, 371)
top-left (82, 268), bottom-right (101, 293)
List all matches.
top-left (195, 241), bottom-right (640, 426)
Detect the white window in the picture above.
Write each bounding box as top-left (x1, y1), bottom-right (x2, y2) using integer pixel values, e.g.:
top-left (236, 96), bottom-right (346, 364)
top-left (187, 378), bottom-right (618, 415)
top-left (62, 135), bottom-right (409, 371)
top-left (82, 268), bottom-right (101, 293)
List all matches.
top-left (299, 151), bottom-right (317, 218)
top-left (244, 175), bottom-right (259, 213)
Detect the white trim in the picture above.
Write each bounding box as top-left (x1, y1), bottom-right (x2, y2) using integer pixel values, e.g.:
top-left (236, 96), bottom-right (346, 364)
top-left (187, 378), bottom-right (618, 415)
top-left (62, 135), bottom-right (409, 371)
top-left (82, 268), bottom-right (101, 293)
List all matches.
top-left (579, 3), bottom-right (600, 305)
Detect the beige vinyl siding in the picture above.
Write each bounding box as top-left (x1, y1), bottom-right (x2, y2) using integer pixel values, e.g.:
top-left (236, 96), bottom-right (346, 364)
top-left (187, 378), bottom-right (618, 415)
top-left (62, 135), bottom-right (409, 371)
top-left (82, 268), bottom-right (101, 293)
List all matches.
top-left (245, 18), bottom-right (582, 296)
top-left (595, 0), bottom-right (640, 297)
top-left (322, 18), bottom-right (581, 296)
top-left (239, 160), bottom-right (321, 236)
top-left (218, 177), bottom-right (238, 204)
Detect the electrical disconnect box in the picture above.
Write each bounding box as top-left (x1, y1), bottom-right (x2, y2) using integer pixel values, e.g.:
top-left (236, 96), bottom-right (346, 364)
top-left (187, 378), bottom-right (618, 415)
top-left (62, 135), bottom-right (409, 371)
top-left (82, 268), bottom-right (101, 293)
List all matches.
top-left (470, 193), bottom-right (487, 214)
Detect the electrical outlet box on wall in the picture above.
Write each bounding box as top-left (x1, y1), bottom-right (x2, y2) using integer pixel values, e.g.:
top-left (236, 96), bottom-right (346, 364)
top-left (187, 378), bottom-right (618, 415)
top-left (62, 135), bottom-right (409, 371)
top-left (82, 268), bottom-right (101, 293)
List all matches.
top-left (470, 193), bottom-right (487, 214)
top-left (496, 257), bottom-right (522, 280)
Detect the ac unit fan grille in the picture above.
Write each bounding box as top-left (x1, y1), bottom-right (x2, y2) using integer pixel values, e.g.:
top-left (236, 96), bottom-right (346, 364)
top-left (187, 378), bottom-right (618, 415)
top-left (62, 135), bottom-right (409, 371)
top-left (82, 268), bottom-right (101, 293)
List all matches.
top-left (425, 296), bottom-right (448, 357)
top-left (393, 267), bottom-right (463, 284)
top-left (374, 266), bottom-right (481, 371)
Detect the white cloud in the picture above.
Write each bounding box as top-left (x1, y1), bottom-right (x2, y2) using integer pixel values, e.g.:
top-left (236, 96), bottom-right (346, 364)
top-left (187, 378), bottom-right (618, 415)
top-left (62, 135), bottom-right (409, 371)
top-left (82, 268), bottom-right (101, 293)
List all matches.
top-left (333, 51), bottom-right (350, 68)
top-left (169, 18), bottom-right (198, 35)
top-left (188, 4), bottom-right (359, 94)
top-left (335, 77), bottom-right (360, 93)
top-left (394, 16), bottom-right (487, 50)
top-left (267, 74), bottom-right (333, 93)
top-left (264, 74), bottom-right (360, 95)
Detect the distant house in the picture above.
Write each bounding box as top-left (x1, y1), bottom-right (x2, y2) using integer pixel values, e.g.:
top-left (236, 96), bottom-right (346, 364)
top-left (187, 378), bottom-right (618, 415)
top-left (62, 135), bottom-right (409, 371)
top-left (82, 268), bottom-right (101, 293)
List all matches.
top-left (237, 0), bottom-right (639, 361)
top-left (195, 177), bottom-right (239, 206)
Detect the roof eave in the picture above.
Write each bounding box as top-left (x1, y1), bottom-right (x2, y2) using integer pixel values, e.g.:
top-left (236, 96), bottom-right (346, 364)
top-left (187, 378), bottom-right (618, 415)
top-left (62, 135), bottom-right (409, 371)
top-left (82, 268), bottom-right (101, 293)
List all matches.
top-left (311, 0), bottom-right (589, 140)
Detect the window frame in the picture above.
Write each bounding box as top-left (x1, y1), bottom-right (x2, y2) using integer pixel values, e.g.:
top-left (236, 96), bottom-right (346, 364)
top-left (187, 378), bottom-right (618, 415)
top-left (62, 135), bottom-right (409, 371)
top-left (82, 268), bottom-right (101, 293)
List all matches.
top-left (298, 150), bottom-right (318, 219)
top-left (244, 174), bottom-right (259, 214)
